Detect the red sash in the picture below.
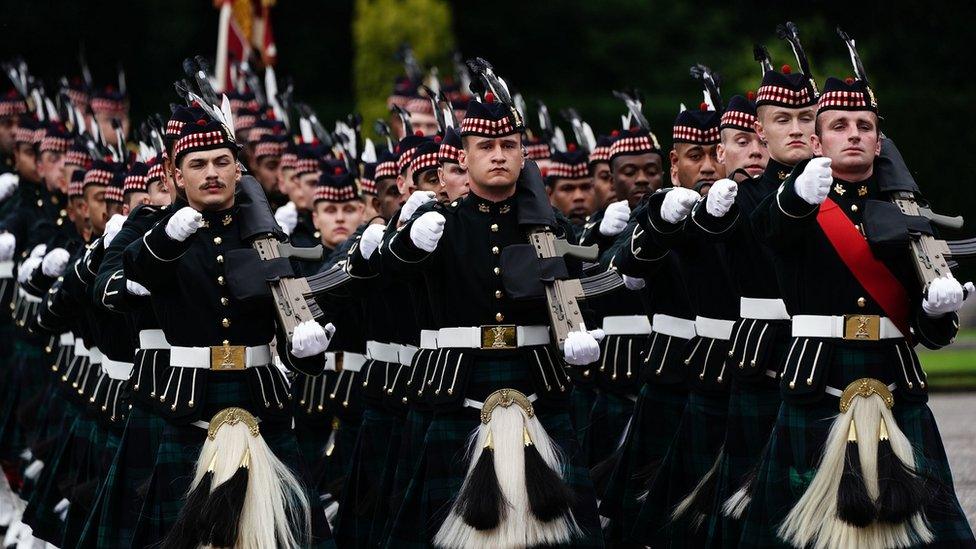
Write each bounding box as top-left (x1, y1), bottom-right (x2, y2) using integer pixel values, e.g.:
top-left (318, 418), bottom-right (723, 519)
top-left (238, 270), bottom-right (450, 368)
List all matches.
top-left (816, 197), bottom-right (911, 336)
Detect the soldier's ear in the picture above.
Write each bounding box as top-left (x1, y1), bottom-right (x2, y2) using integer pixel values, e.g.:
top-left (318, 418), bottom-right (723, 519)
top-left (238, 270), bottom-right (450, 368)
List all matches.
top-left (754, 120), bottom-right (765, 143)
top-left (458, 149), bottom-right (467, 170)
top-left (811, 134), bottom-right (823, 157)
top-left (716, 143), bottom-right (727, 165)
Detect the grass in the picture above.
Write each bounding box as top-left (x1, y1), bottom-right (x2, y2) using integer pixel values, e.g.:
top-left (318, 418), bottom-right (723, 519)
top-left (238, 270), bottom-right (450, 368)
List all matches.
top-left (918, 328), bottom-right (976, 390)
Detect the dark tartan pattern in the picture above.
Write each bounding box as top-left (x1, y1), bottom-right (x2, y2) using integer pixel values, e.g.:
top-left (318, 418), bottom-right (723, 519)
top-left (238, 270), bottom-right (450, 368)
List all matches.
top-left (385, 354), bottom-right (604, 548)
top-left (0, 339), bottom-right (47, 460)
top-left (599, 383), bottom-right (687, 542)
top-left (571, 383), bottom-right (599, 462)
top-left (60, 413), bottom-right (113, 548)
top-left (379, 407), bottom-right (433, 543)
top-left (22, 401), bottom-right (81, 543)
top-left (632, 390), bottom-right (730, 546)
top-left (584, 390), bottom-right (635, 467)
top-left (739, 345), bottom-right (976, 547)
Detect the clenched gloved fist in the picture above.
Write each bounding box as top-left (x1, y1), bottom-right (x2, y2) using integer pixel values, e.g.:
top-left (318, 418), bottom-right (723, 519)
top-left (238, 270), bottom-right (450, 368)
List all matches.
top-left (165, 207), bottom-right (204, 242)
top-left (0, 173), bottom-right (18, 202)
top-left (274, 202), bottom-right (298, 236)
top-left (623, 274), bottom-right (646, 290)
top-left (661, 187), bottom-right (701, 225)
top-left (17, 256), bottom-right (41, 284)
top-left (359, 223), bottom-right (386, 260)
top-left (29, 243), bottom-right (47, 259)
top-left (0, 233), bottom-right (15, 262)
top-left (794, 157), bottom-right (833, 205)
top-left (705, 178), bottom-right (738, 217)
top-left (126, 280), bottom-right (150, 296)
top-left (401, 191), bottom-right (437, 222)
top-left (103, 214), bottom-right (127, 247)
top-left (563, 324), bottom-right (605, 366)
top-left (922, 275), bottom-right (973, 317)
top-left (599, 200), bottom-right (631, 236)
top-left (409, 211), bottom-right (445, 252)
top-left (41, 248), bottom-right (70, 278)
top-left (290, 320), bottom-right (336, 358)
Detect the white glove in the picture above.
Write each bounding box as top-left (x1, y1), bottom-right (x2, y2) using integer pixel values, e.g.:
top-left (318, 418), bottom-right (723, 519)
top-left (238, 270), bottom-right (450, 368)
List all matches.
top-left (359, 223), bottom-right (385, 260)
top-left (103, 214), bottom-right (127, 247)
top-left (126, 280), bottom-right (150, 296)
top-left (29, 244), bottom-right (46, 259)
top-left (409, 211), bottom-right (445, 253)
top-left (41, 248), bottom-right (70, 278)
top-left (274, 202), bottom-right (298, 236)
top-left (705, 178), bottom-right (738, 218)
top-left (0, 173), bottom-right (18, 201)
top-left (563, 324), bottom-right (604, 366)
top-left (599, 200), bottom-right (631, 236)
top-left (164, 207), bottom-right (204, 242)
top-left (922, 275), bottom-right (972, 317)
top-left (401, 191), bottom-right (436, 222)
top-left (660, 188), bottom-right (701, 224)
top-left (290, 320), bottom-right (336, 358)
top-left (17, 257), bottom-right (41, 283)
top-left (794, 157), bottom-right (833, 205)
top-left (623, 274), bottom-right (645, 290)
top-left (0, 233), bottom-right (15, 262)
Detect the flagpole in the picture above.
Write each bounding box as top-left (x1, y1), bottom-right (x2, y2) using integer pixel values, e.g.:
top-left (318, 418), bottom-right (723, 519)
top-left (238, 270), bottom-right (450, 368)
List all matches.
top-left (214, 0), bottom-right (232, 93)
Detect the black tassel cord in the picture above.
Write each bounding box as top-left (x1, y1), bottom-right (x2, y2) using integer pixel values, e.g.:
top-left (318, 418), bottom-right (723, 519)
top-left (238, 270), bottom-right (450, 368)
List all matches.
top-left (159, 467), bottom-right (215, 549)
top-left (524, 428), bottom-right (576, 523)
top-left (875, 417), bottom-right (930, 524)
top-left (456, 431), bottom-right (507, 531)
top-left (201, 460), bottom-right (250, 547)
top-left (836, 420), bottom-right (876, 528)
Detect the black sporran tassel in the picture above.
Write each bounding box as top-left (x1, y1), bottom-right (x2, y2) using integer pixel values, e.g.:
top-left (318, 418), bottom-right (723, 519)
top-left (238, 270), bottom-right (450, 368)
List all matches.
top-left (456, 431), bottom-right (506, 530)
top-left (836, 419), bottom-right (876, 527)
top-left (202, 449), bottom-right (250, 547)
top-left (160, 455), bottom-right (216, 549)
top-left (523, 427), bottom-right (575, 523)
top-left (876, 417), bottom-right (928, 524)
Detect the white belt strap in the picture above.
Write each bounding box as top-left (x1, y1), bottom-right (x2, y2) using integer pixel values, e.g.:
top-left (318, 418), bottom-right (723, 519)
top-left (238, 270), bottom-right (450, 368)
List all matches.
top-left (88, 347), bottom-right (103, 365)
top-left (602, 315), bottom-right (652, 336)
top-left (740, 297), bottom-right (791, 320)
top-left (59, 332), bottom-right (75, 346)
top-left (170, 344), bottom-right (272, 369)
top-left (366, 341), bottom-right (400, 363)
top-left (0, 260), bottom-right (13, 278)
top-left (74, 339), bottom-right (88, 357)
top-left (138, 329), bottom-right (170, 350)
top-left (324, 352), bottom-right (339, 372)
top-left (651, 314), bottom-right (697, 340)
top-left (437, 325), bottom-right (550, 349)
top-left (101, 358), bottom-right (134, 380)
top-left (695, 316), bottom-right (736, 340)
top-left (420, 330), bottom-right (438, 350)
top-left (792, 315), bottom-right (903, 340)
top-left (398, 345), bottom-right (418, 367)
top-left (343, 352), bottom-right (367, 372)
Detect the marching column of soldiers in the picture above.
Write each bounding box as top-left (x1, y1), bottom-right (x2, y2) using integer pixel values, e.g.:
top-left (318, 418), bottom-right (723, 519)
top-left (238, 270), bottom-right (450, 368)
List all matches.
top-left (0, 19), bottom-right (974, 549)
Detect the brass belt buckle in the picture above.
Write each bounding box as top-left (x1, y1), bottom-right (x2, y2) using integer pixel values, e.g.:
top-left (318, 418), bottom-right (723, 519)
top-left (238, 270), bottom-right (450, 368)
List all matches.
top-left (843, 314), bottom-right (880, 341)
top-left (211, 343), bottom-right (246, 370)
top-left (480, 325), bottom-right (517, 349)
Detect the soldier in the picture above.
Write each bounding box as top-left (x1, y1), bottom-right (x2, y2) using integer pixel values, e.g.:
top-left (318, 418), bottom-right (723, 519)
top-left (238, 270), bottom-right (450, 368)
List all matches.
top-left (0, 89), bottom-right (26, 175)
top-left (546, 145), bottom-right (596, 227)
top-left (437, 126), bottom-right (469, 202)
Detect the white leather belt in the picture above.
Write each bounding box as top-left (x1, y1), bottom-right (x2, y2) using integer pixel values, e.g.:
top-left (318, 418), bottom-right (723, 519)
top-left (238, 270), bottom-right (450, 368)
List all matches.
top-left (73, 339), bottom-right (88, 357)
top-left (0, 260), bottom-right (13, 278)
top-left (101, 358), bottom-right (134, 380)
top-left (324, 352), bottom-right (340, 372)
top-left (138, 329), bottom-right (170, 350)
top-left (366, 341), bottom-right (399, 363)
top-left (88, 347), bottom-right (103, 365)
top-left (343, 352), bottom-right (367, 372)
top-left (420, 330), bottom-right (438, 350)
top-left (740, 297), bottom-right (790, 320)
top-left (398, 345), bottom-right (418, 366)
top-left (59, 332), bottom-right (75, 346)
top-left (652, 314), bottom-right (696, 340)
top-left (437, 325), bottom-right (550, 349)
top-left (792, 315), bottom-right (903, 340)
top-left (170, 344), bottom-right (271, 369)
top-left (695, 316), bottom-right (736, 340)
top-left (602, 315), bottom-right (652, 336)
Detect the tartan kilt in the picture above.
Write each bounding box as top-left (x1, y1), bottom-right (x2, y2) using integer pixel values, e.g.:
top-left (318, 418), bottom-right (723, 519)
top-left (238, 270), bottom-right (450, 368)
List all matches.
top-left (60, 413), bottom-right (114, 548)
top-left (599, 382), bottom-right (687, 542)
top-left (378, 407), bottom-right (433, 543)
top-left (0, 339), bottom-right (47, 460)
top-left (333, 405), bottom-right (402, 547)
top-left (384, 354), bottom-right (604, 548)
top-left (134, 376), bottom-right (335, 548)
top-left (739, 344), bottom-right (976, 547)
top-left (632, 390), bottom-right (730, 545)
top-left (21, 401), bottom-right (82, 542)
top-left (584, 390), bottom-right (635, 467)
top-left (571, 384), bottom-right (599, 462)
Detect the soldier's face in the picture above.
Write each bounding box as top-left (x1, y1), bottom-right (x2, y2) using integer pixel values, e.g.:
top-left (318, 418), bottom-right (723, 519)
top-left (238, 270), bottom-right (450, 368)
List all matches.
top-left (375, 177), bottom-right (403, 219)
top-left (293, 171), bottom-right (320, 211)
top-left (610, 152), bottom-right (663, 208)
top-left (414, 167), bottom-right (440, 195)
top-left (125, 191), bottom-right (149, 213)
top-left (13, 143), bottom-right (39, 183)
top-left (811, 110), bottom-right (880, 178)
top-left (253, 155), bottom-right (280, 195)
top-left (38, 151), bottom-right (66, 192)
top-left (68, 196), bottom-right (89, 236)
top-left (313, 200), bottom-right (364, 249)
top-left (147, 178), bottom-right (172, 207)
top-left (278, 166), bottom-right (295, 197)
top-left (175, 148), bottom-right (241, 212)
top-left (756, 106), bottom-right (815, 166)
top-left (670, 143), bottom-right (726, 191)
top-left (0, 117), bottom-right (16, 154)
top-left (718, 129), bottom-right (768, 179)
top-left (95, 113), bottom-right (129, 146)
top-left (460, 135), bottom-right (523, 191)
top-left (547, 178), bottom-right (595, 225)
top-left (438, 163), bottom-right (469, 203)
top-left (396, 166), bottom-right (416, 198)
top-left (590, 162), bottom-right (614, 208)
top-left (80, 185), bottom-right (108, 235)
top-left (409, 112), bottom-right (440, 137)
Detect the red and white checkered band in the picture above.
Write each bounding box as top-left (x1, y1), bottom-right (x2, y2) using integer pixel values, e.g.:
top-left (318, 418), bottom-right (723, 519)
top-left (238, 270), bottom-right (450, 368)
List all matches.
top-left (254, 140), bottom-right (285, 159)
top-left (173, 130), bottom-right (231, 160)
top-left (147, 162), bottom-right (165, 182)
top-left (671, 125), bottom-right (720, 145)
top-left (90, 98), bottom-right (127, 114)
top-left (65, 149), bottom-right (91, 168)
top-left (387, 95), bottom-right (435, 115)
top-left (280, 153), bottom-right (297, 171)
top-left (397, 148), bottom-right (418, 173)
top-left (14, 126), bottom-right (35, 144)
top-left (459, 116), bottom-right (516, 137)
top-left (124, 175), bottom-right (148, 193)
top-left (165, 119), bottom-right (185, 137)
top-left (234, 115), bottom-right (257, 130)
top-left (589, 146), bottom-right (610, 164)
top-left (68, 179), bottom-right (84, 197)
top-left (66, 89), bottom-right (89, 109)
top-left (526, 143), bottom-right (551, 160)
top-left (360, 177), bottom-right (377, 195)
top-left (756, 85), bottom-right (812, 107)
top-left (546, 161), bottom-right (590, 180)
top-left (248, 127), bottom-right (274, 143)
top-left (0, 100), bottom-right (26, 117)
top-left (817, 90), bottom-right (871, 110)
top-left (32, 128), bottom-right (46, 145)
top-left (410, 152), bottom-right (439, 174)
top-left (294, 158), bottom-right (321, 176)
top-left (720, 110), bottom-right (758, 131)
top-left (375, 160), bottom-right (398, 179)
top-left (438, 143), bottom-right (461, 163)
top-left (104, 185), bottom-right (124, 203)
top-left (83, 168), bottom-right (113, 187)
top-left (39, 136), bottom-right (71, 154)
top-left (314, 184), bottom-right (358, 202)
top-left (610, 135), bottom-right (657, 158)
